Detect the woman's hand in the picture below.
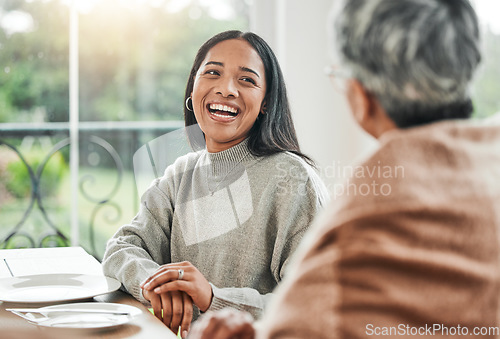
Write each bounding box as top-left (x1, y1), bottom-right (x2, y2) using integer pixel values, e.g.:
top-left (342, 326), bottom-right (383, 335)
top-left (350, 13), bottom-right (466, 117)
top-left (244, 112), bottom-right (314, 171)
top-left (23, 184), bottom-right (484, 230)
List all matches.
top-left (141, 261), bottom-right (213, 312)
top-left (142, 285), bottom-right (193, 336)
top-left (188, 308), bottom-right (256, 339)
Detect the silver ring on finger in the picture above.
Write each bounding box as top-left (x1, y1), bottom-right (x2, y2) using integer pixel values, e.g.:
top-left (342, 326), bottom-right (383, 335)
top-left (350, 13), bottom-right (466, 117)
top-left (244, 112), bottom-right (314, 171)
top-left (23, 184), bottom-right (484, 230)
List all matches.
top-left (178, 269), bottom-right (184, 280)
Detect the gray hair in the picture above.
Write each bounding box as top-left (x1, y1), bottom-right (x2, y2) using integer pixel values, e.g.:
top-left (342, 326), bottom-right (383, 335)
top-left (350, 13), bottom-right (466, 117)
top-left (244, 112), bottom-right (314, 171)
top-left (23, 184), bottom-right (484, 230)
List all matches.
top-left (330, 0), bottom-right (481, 127)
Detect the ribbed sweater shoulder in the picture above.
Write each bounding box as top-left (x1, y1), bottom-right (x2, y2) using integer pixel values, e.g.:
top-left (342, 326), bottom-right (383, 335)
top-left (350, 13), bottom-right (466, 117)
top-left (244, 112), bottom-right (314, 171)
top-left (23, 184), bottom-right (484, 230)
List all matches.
top-left (258, 150), bottom-right (329, 206)
top-left (145, 144), bottom-right (329, 207)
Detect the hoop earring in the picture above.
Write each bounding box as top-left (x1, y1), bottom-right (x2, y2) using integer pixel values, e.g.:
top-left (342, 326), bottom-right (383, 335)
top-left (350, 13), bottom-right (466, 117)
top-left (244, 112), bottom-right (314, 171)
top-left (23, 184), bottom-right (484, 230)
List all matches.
top-left (185, 97), bottom-right (194, 112)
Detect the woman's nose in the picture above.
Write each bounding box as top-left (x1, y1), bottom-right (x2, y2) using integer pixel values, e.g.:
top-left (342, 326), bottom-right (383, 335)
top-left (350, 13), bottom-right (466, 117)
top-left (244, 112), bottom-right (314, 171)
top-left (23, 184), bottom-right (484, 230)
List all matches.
top-left (215, 77), bottom-right (238, 97)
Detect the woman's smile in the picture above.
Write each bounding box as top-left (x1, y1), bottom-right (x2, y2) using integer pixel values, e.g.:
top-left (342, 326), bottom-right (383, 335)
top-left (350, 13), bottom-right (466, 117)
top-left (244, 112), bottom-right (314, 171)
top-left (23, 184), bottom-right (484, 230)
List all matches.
top-left (206, 102), bottom-right (240, 121)
top-left (191, 38), bottom-right (267, 153)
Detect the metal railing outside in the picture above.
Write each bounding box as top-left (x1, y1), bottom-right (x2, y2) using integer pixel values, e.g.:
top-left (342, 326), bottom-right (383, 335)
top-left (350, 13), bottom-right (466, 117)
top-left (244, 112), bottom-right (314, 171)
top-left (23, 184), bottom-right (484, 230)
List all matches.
top-left (0, 120), bottom-right (184, 259)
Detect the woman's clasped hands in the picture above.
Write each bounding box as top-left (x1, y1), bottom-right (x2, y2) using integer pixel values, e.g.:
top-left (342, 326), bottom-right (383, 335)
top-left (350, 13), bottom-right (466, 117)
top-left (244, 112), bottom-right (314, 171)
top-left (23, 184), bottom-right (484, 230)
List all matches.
top-left (140, 261), bottom-right (214, 338)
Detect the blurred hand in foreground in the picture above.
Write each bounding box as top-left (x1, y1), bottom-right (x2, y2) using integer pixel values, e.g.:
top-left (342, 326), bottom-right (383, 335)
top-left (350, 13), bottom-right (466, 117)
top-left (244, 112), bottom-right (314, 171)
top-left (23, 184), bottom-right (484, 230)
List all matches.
top-left (188, 308), bottom-right (256, 339)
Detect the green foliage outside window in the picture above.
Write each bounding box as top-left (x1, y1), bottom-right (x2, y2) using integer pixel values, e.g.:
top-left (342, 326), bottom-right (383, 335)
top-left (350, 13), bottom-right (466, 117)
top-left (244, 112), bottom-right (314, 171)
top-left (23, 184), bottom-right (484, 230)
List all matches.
top-left (0, 0), bottom-right (249, 124)
top-left (0, 0), bottom-right (69, 123)
top-left (1, 147), bottom-right (67, 199)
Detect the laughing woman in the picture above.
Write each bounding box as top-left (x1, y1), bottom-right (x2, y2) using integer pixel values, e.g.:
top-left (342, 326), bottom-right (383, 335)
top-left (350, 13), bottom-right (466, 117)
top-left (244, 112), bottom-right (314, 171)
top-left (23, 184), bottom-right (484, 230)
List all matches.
top-left (102, 30), bottom-right (328, 337)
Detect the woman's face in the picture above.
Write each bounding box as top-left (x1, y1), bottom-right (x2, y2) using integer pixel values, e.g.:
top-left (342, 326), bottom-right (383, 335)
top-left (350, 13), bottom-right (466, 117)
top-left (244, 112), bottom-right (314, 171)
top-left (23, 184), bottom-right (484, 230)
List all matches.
top-left (191, 39), bottom-right (267, 153)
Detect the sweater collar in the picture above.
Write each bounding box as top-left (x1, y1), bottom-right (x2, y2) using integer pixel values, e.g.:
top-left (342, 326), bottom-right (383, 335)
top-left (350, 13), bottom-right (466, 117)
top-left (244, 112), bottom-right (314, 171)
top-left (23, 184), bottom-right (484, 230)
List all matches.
top-left (207, 138), bottom-right (251, 163)
top-left (206, 139), bottom-right (252, 177)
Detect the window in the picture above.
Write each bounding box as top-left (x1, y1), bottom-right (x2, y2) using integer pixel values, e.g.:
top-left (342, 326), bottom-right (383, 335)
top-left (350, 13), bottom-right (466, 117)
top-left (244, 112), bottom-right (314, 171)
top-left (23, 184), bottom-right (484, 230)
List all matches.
top-left (0, 0), bottom-right (250, 258)
top-left (471, 0), bottom-right (500, 118)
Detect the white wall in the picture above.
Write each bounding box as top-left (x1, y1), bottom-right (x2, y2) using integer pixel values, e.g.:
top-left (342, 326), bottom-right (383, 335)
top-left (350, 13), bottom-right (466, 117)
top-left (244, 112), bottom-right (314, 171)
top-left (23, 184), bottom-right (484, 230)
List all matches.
top-left (250, 0), bottom-right (376, 190)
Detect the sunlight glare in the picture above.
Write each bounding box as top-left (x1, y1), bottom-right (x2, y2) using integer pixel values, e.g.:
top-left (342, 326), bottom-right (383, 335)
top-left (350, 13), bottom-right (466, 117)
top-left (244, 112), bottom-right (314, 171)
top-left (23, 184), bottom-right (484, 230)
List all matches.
top-left (165, 0), bottom-right (191, 13)
top-left (0, 10), bottom-right (34, 35)
top-left (201, 0), bottom-right (236, 21)
top-left (189, 6), bottom-right (202, 20)
top-left (471, 0), bottom-right (500, 34)
top-left (149, 0), bottom-right (165, 8)
top-left (76, 0), bottom-right (99, 14)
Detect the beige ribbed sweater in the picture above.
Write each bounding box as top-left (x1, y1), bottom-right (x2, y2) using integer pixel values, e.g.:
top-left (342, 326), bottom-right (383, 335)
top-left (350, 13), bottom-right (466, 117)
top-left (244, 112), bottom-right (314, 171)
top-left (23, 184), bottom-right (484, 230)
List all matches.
top-left (102, 139), bottom-right (328, 320)
top-left (260, 119), bottom-right (500, 339)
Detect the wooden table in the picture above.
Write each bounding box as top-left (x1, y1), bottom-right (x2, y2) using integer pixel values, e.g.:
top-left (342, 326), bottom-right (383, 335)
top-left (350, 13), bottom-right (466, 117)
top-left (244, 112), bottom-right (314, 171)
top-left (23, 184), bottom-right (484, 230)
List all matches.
top-left (0, 247), bottom-right (177, 338)
top-left (1, 290), bottom-right (177, 338)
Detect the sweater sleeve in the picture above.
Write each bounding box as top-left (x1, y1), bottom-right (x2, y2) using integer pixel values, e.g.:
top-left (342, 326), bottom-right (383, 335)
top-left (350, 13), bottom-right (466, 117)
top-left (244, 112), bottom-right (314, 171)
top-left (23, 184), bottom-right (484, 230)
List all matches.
top-left (101, 180), bottom-right (174, 304)
top-left (208, 284), bottom-right (274, 318)
top-left (207, 167), bottom-right (329, 319)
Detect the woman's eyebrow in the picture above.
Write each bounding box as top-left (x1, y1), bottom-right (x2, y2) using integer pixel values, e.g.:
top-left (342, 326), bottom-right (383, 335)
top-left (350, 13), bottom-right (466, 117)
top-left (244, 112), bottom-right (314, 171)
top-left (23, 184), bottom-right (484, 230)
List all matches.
top-left (204, 61), bottom-right (260, 78)
top-left (240, 66), bottom-right (260, 78)
top-left (205, 61), bottom-right (223, 67)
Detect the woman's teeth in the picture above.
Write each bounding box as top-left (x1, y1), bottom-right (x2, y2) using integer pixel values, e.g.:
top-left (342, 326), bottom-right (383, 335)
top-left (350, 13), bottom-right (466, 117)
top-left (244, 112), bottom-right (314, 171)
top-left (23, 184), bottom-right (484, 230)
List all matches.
top-left (211, 112), bottom-right (235, 119)
top-left (208, 103), bottom-right (239, 117)
top-left (209, 103), bottom-right (238, 114)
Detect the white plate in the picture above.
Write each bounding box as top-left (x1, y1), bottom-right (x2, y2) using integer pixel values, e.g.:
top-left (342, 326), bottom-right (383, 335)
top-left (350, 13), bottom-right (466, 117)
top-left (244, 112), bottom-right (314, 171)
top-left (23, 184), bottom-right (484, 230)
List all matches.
top-left (32, 302), bottom-right (142, 329)
top-left (0, 273), bottom-right (121, 303)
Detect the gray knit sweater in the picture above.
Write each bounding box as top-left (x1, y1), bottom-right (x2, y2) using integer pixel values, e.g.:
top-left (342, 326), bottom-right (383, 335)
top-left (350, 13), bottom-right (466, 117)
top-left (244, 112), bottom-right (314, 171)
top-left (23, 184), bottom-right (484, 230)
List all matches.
top-left (102, 139), bottom-right (328, 319)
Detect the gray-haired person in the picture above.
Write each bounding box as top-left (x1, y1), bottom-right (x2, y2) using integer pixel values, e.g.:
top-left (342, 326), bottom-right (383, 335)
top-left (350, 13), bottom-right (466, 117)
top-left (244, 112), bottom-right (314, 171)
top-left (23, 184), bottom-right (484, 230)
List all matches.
top-left (188, 0), bottom-right (500, 338)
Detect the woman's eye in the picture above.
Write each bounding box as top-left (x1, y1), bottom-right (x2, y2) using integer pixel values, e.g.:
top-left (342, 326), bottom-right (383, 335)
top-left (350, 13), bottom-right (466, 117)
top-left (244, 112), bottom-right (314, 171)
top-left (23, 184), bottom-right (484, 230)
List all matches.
top-left (241, 77), bottom-right (256, 85)
top-left (204, 70), bottom-right (220, 76)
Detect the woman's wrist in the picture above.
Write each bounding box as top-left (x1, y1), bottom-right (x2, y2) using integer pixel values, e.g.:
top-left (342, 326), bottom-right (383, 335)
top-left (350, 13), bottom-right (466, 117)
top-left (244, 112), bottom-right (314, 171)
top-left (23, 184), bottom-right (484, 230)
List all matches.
top-left (199, 285), bottom-right (214, 313)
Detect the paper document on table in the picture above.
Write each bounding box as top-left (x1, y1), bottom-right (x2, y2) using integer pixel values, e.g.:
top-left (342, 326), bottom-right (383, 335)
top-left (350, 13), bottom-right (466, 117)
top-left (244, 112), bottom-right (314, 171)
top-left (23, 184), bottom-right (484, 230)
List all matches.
top-left (0, 246), bottom-right (88, 260)
top-left (0, 247), bottom-right (103, 277)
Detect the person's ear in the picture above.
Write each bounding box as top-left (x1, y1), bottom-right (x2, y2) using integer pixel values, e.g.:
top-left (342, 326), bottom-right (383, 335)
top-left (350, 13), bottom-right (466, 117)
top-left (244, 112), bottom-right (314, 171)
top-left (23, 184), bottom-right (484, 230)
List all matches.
top-left (346, 79), bottom-right (373, 125)
top-left (347, 79), bottom-right (398, 138)
top-left (260, 101), bottom-right (267, 115)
